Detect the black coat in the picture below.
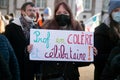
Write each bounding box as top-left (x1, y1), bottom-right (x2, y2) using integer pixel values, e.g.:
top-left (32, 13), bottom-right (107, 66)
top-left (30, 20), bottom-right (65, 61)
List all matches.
top-left (4, 22), bottom-right (34, 80)
top-left (0, 34), bottom-right (20, 80)
top-left (100, 40), bottom-right (120, 80)
top-left (41, 19), bottom-right (90, 80)
top-left (94, 23), bottom-right (119, 80)
top-left (0, 53), bottom-right (12, 80)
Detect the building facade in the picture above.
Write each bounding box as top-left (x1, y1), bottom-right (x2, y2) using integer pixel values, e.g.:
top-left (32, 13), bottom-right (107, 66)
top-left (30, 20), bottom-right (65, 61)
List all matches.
top-left (0, 0), bottom-right (109, 21)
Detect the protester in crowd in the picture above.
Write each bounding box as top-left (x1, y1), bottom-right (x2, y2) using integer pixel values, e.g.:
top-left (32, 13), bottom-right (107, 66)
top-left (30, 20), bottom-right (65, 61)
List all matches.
top-left (33, 12), bottom-right (41, 29)
top-left (38, 13), bottom-right (44, 27)
top-left (43, 7), bottom-right (52, 20)
top-left (0, 13), bottom-right (5, 33)
top-left (4, 15), bottom-right (11, 25)
top-left (80, 20), bottom-right (85, 31)
top-left (54, 0), bottom-right (67, 5)
top-left (94, 0), bottom-right (120, 80)
top-left (34, 12), bottom-right (39, 23)
top-left (0, 52), bottom-right (12, 80)
top-left (4, 2), bottom-right (39, 80)
top-left (100, 40), bottom-right (120, 80)
top-left (41, 13), bottom-right (45, 23)
top-left (9, 13), bottom-right (15, 23)
top-left (0, 34), bottom-right (20, 80)
top-left (28, 1), bottom-right (97, 80)
top-left (37, 5), bottom-right (54, 28)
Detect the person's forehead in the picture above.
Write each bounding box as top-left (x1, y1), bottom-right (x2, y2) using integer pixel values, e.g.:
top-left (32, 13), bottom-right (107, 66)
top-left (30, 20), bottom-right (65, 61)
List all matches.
top-left (57, 5), bottom-right (66, 11)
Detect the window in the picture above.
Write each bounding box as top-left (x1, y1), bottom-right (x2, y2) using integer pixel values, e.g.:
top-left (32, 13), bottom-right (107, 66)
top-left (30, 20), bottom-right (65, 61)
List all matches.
top-left (83, 0), bottom-right (92, 11)
top-left (103, 0), bottom-right (110, 12)
top-left (36, 0), bottom-right (46, 9)
top-left (0, 0), bottom-right (7, 8)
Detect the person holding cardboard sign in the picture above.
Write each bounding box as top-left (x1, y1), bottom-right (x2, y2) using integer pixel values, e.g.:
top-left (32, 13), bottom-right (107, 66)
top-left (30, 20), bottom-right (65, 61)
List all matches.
top-left (28, 1), bottom-right (97, 80)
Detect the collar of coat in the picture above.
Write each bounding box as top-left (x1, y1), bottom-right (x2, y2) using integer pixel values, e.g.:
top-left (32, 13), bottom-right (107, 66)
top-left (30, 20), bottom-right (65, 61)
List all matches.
top-left (103, 16), bottom-right (110, 28)
top-left (12, 17), bottom-right (22, 27)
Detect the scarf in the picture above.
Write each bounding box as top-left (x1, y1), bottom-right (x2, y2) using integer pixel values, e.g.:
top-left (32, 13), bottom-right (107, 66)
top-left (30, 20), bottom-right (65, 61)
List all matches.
top-left (20, 16), bottom-right (35, 41)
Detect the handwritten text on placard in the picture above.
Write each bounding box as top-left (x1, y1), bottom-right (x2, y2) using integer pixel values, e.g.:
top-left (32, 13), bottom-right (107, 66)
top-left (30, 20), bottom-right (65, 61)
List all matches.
top-left (30, 29), bottom-right (94, 62)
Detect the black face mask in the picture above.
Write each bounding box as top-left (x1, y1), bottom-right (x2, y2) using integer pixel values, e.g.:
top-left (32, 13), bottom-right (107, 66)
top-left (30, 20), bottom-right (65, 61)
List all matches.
top-left (55, 14), bottom-right (70, 26)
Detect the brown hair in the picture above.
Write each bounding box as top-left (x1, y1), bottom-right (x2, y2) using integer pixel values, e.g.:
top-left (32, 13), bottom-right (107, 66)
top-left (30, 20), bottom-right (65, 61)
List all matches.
top-left (21, 2), bottom-right (35, 11)
top-left (53, 1), bottom-right (80, 29)
top-left (109, 15), bottom-right (120, 42)
top-left (54, 0), bottom-right (67, 6)
top-left (54, 2), bottom-right (73, 20)
top-left (42, 1), bottom-right (83, 30)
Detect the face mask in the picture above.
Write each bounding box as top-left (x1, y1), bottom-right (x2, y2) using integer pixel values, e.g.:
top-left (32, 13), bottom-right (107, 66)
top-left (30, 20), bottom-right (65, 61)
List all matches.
top-left (112, 11), bottom-right (120, 23)
top-left (24, 15), bottom-right (34, 22)
top-left (55, 14), bottom-right (70, 26)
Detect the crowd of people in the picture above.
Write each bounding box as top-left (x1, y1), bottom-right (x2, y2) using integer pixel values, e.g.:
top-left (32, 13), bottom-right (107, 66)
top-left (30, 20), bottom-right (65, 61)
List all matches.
top-left (0, 0), bottom-right (120, 80)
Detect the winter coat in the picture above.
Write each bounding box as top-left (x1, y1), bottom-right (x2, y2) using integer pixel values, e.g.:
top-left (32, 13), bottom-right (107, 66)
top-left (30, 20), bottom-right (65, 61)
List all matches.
top-left (4, 18), bottom-right (35, 80)
top-left (94, 23), bottom-right (119, 80)
top-left (0, 52), bottom-right (12, 80)
top-left (100, 40), bottom-right (120, 80)
top-left (0, 34), bottom-right (20, 80)
top-left (40, 19), bottom-right (90, 80)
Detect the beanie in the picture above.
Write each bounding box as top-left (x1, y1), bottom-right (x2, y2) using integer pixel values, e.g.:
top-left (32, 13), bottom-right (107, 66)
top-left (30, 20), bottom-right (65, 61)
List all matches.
top-left (109, 0), bottom-right (120, 14)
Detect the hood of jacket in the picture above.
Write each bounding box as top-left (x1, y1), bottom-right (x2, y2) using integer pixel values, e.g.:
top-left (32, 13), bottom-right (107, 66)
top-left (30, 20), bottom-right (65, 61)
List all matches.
top-left (12, 18), bottom-right (22, 27)
top-left (103, 16), bottom-right (110, 28)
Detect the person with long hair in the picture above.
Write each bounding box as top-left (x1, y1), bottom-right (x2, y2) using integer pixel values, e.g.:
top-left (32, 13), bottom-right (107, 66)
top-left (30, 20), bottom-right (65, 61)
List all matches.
top-left (0, 12), bottom-right (5, 33)
top-left (39, 2), bottom-right (83, 80)
top-left (27, 1), bottom-right (97, 80)
top-left (94, 0), bottom-right (120, 80)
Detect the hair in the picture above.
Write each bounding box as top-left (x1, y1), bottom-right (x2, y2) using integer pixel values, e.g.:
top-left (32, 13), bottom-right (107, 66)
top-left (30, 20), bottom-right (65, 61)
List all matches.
top-left (21, 2), bottom-right (35, 11)
top-left (41, 13), bottom-right (44, 17)
top-left (108, 15), bottom-right (120, 43)
top-left (42, 1), bottom-right (83, 30)
top-left (0, 52), bottom-right (12, 80)
top-left (54, 1), bottom-right (73, 19)
top-left (9, 13), bottom-right (14, 18)
top-left (54, 0), bottom-right (67, 6)
top-left (53, 1), bottom-right (75, 28)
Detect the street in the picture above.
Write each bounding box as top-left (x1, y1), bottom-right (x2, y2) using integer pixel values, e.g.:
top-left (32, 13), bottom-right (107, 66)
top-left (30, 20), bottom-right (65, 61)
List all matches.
top-left (79, 64), bottom-right (94, 80)
top-left (34, 64), bottom-right (95, 80)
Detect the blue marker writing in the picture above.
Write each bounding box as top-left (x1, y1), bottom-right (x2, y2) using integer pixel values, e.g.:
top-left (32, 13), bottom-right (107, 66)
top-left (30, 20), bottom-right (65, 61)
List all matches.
top-left (33, 31), bottom-right (50, 48)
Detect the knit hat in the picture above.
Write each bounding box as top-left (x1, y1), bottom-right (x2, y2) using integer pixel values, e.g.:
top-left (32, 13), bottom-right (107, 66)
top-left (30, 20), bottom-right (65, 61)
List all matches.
top-left (109, 0), bottom-right (120, 14)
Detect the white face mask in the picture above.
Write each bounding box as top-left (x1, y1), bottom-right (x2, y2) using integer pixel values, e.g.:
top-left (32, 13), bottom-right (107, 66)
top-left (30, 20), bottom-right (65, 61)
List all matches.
top-left (112, 11), bottom-right (120, 23)
top-left (24, 15), bottom-right (34, 22)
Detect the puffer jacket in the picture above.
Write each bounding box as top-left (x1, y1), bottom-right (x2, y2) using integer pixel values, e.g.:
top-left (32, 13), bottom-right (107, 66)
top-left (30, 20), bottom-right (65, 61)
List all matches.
top-left (0, 52), bottom-right (12, 80)
top-left (0, 34), bottom-right (20, 80)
